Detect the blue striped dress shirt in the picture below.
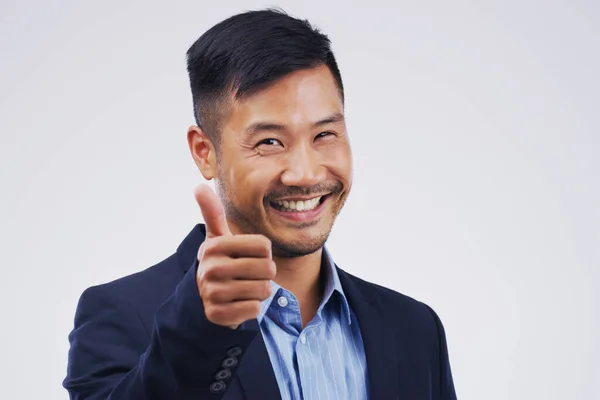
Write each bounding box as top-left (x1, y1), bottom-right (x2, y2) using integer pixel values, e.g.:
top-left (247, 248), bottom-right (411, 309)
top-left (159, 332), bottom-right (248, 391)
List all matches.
top-left (257, 248), bottom-right (369, 400)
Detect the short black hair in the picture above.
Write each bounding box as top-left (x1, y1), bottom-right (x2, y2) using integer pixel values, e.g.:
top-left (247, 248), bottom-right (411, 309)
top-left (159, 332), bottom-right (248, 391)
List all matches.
top-left (186, 8), bottom-right (344, 146)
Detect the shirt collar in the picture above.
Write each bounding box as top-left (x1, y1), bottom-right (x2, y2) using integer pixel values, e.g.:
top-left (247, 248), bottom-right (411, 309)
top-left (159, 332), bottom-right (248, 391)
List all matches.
top-left (257, 246), bottom-right (352, 326)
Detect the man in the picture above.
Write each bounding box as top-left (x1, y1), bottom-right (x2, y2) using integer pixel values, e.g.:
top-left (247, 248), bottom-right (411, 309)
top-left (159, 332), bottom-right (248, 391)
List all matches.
top-left (64, 9), bottom-right (457, 400)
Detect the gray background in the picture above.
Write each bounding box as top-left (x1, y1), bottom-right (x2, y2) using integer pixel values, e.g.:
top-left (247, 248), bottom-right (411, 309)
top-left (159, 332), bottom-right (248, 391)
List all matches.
top-left (1, 0), bottom-right (599, 399)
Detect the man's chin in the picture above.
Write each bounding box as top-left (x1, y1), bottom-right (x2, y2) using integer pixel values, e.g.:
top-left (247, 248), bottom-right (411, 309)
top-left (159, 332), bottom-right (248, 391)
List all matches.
top-left (270, 234), bottom-right (329, 258)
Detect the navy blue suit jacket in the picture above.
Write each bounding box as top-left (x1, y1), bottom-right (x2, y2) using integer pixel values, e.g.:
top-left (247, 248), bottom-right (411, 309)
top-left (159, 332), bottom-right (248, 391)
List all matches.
top-left (64, 224), bottom-right (457, 399)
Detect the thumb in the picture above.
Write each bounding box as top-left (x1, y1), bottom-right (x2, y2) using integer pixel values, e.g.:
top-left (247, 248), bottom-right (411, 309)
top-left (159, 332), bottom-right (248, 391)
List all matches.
top-left (194, 184), bottom-right (232, 238)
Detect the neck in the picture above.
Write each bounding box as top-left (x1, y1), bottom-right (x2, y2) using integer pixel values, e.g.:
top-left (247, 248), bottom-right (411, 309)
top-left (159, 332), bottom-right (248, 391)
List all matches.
top-left (273, 248), bottom-right (324, 327)
top-left (224, 220), bottom-right (325, 326)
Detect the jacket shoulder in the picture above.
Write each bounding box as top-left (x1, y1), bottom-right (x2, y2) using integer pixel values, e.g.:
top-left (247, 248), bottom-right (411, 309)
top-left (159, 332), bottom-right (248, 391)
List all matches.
top-left (341, 269), bottom-right (429, 309)
top-left (78, 253), bottom-right (185, 322)
top-left (340, 269), bottom-right (445, 338)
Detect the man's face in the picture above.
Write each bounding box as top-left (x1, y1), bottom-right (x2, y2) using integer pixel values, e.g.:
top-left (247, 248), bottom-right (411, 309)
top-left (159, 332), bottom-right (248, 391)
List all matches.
top-left (214, 65), bottom-right (352, 258)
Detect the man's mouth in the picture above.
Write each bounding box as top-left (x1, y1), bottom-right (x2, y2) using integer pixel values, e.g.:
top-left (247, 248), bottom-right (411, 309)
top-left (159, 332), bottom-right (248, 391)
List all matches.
top-left (269, 194), bottom-right (329, 213)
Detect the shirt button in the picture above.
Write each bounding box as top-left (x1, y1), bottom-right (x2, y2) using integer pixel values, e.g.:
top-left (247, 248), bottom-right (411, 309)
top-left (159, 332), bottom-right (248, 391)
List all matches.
top-left (277, 296), bottom-right (288, 307)
top-left (300, 333), bottom-right (307, 344)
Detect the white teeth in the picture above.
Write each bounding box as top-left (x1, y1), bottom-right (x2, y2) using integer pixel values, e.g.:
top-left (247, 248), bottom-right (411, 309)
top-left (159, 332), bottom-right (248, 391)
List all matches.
top-left (275, 196), bottom-right (323, 212)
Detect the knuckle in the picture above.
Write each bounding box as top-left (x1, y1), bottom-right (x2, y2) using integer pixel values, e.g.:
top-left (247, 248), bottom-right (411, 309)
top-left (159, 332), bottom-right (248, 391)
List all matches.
top-left (197, 245), bottom-right (206, 263)
top-left (202, 258), bottom-right (232, 281)
top-left (250, 235), bottom-right (271, 254)
top-left (206, 305), bottom-right (229, 324)
top-left (213, 286), bottom-right (231, 303)
top-left (201, 238), bottom-right (219, 256)
top-left (202, 284), bottom-right (218, 301)
top-left (202, 264), bottom-right (219, 280)
top-left (198, 282), bottom-right (209, 299)
top-left (199, 283), bottom-right (213, 300)
top-left (259, 235), bottom-right (272, 253)
top-left (204, 305), bottom-right (219, 322)
top-left (267, 260), bottom-right (276, 278)
top-left (196, 263), bottom-right (206, 280)
top-left (258, 259), bottom-right (276, 278)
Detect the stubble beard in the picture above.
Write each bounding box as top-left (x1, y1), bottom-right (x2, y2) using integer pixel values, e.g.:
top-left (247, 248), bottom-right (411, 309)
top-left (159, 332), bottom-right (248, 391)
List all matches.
top-left (215, 178), bottom-right (346, 258)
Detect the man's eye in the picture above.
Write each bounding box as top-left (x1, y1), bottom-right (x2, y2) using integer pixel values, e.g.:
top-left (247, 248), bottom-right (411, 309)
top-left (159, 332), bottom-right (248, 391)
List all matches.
top-left (315, 131), bottom-right (335, 140)
top-left (257, 138), bottom-right (283, 147)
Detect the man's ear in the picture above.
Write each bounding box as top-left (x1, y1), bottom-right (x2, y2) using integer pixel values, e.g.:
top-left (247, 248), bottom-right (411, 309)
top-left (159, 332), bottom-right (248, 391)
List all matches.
top-left (187, 125), bottom-right (218, 180)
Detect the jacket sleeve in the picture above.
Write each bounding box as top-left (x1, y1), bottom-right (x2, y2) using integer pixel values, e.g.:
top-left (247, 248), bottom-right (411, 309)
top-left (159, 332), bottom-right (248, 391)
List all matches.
top-left (63, 263), bottom-right (259, 400)
top-left (426, 305), bottom-right (458, 400)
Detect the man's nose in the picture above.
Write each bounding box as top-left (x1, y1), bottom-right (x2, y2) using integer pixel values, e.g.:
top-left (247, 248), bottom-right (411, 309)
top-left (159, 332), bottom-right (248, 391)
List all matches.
top-left (280, 146), bottom-right (326, 187)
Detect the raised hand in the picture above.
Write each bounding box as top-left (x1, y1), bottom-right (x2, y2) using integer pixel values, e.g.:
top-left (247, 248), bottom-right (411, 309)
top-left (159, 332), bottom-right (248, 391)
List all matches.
top-left (194, 184), bottom-right (276, 329)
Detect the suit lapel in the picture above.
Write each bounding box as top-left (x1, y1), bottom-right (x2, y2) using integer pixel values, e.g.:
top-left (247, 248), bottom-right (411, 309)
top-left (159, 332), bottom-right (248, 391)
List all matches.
top-left (235, 319), bottom-right (282, 400)
top-left (176, 224), bottom-right (206, 272)
top-left (337, 268), bottom-right (405, 398)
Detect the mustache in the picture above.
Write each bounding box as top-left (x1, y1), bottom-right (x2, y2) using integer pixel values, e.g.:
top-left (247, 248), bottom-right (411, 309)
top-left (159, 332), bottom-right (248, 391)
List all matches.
top-left (266, 181), bottom-right (343, 201)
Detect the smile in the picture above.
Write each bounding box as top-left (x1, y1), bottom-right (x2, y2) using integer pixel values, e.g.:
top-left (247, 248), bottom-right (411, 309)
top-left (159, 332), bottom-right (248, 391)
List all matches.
top-left (268, 193), bottom-right (332, 224)
top-left (271, 195), bottom-right (326, 212)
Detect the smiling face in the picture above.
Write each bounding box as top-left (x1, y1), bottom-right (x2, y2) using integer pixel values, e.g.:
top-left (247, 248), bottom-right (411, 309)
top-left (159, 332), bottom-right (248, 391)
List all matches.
top-left (192, 65), bottom-right (352, 257)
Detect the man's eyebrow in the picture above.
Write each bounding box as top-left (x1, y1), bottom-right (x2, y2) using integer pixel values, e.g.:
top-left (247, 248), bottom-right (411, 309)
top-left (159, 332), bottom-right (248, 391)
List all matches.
top-left (244, 113), bottom-right (345, 137)
top-left (312, 112), bottom-right (345, 128)
top-left (245, 122), bottom-right (287, 136)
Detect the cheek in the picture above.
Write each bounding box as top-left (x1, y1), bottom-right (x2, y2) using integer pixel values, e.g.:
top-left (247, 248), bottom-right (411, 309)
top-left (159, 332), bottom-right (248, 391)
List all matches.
top-left (228, 162), bottom-right (275, 206)
top-left (323, 143), bottom-right (353, 183)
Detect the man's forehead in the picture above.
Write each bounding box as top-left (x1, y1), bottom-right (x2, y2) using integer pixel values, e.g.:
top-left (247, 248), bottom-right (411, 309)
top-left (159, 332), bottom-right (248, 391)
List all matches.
top-left (225, 77), bottom-right (343, 133)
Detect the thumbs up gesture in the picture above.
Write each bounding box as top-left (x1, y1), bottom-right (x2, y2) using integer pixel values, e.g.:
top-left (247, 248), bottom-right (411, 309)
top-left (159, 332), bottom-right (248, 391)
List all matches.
top-left (194, 184), bottom-right (276, 329)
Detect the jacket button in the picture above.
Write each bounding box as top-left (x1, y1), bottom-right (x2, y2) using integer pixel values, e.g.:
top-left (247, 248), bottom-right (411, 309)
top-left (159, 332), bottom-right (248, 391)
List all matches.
top-left (222, 357), bottom-right (238, 368)
top-left (209, 381), bottom-right (226, 393)
top-left (215, 368), bottom-right (232, 381)
top-left (227, 346), bottom-right (243, 357)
